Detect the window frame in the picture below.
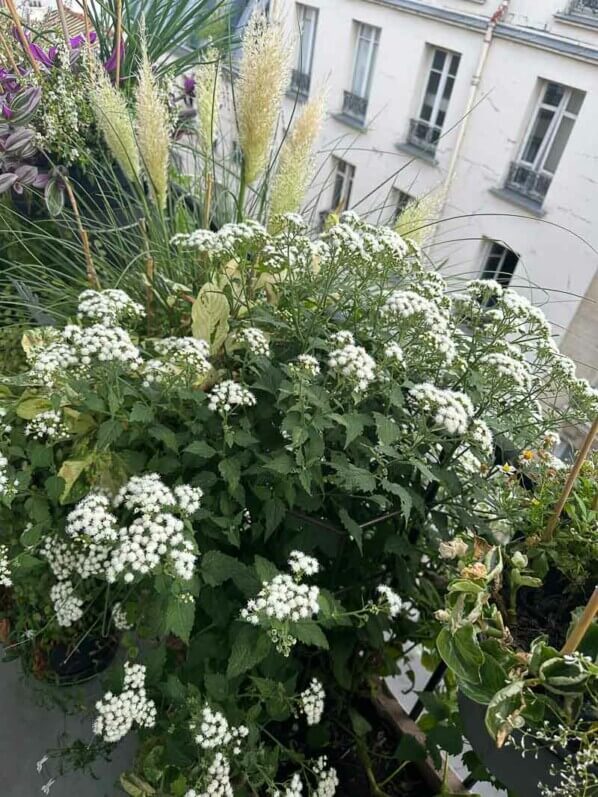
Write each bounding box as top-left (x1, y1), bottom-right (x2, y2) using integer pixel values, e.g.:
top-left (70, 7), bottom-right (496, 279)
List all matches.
top-left (350, 21), bottom-right (380, 100)
top-left (332, 158), bottom-right (355, 211)
top-left (295, 3), bottom-right (319, 78)
top-left (416, 46), bottom-right (460, 131)
top-left (518, 81), bottom-right (584, 177)
top-left (480, 240), bottom-right (519, 287)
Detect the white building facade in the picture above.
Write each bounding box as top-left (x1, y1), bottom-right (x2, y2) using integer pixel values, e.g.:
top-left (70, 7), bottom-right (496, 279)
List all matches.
top-left (274, 0), bottom-right (598, 377)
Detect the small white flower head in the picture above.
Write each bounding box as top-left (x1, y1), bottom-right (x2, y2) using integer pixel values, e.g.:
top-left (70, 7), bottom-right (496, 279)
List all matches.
top-left (93, 662), bottom-right (156, 743)
top-left (328, 343), bottom-right (376, 393)
top-left (208, 380), bottom-right (257, 415)
top-left (511, 551), bottom-right (528, 569)
top-left (63, 323), bottom-right (142, 370)
top-left (174, 484), bottom-right (204, 515)
top-left (0, 544), bottom-right (12, 587)
top-left (236, 327), bottom-right (270, 357)
top-left (313, 756), bottom-right (339, 797)
top-left (153, 337), bottom-right (211, 375)
top-left (30, 343), bottom-right (78, 384)
top-left (50, 580), bottom-right (84, 627)
top-left (293, 354), bottom-right (320, 376)
top-left (193, 705), bottom-right (248, 755)
top-left (376, 584), bottom-right (402, 618)
top-left (77, 289), bottom-right (145, 325)
top-left (0, 453), bottom-right (9, 495)
top-left (241, 573), bottom-right (320, 626)
top-left (330, 330), bottom-right (354, 347)
top-left (438, 538), bottom-right (469, 560)
top-left (276, 772), bottom-right (304, 797)
top-left (66, 492), bottom-right (119, 544)
top-left (409, 383), bottom-right (474, 436)
top-left (114, 473), bottom-right (175, 515)
top-left (111, 602), bottom-right (133, 631)
top-left (24, 410), bottom-right (68, 442)
top-left (197, 752), bottom-right (234, 797)
top-left (288, 550), bottom-right (320, 577)
top-left (383, 342), bottom-right (405, 368)
top-left (299, 678), bottom-right (325, 725)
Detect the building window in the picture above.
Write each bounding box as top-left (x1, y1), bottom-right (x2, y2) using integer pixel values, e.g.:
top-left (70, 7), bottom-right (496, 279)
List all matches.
top-left (291, 4), bottom-right (318, 97)
top-left (408, 47), bottom-right (460, 154)
top-left (569, 0), bottom-right (598, 17)
top-left (481, 242), bottom-right (519, 287)
top-left (342, 22), bottom-right (380, 123)
top-left (331, 158), bottom-right (355, 210)
top-left (392, 188), bottom-right (413, 221)
top-left (506, 81), bottom-right (584, 204)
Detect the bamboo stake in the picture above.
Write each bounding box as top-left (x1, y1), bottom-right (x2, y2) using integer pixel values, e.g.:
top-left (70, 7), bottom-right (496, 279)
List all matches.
top-left (4, 0), bottom-right (40, 75)
top-left (114, 0), bottom-right (122, 85)
top-left (0, 27), bottom-right (20, 76)
top-left (80, 0), bottom-right (92, 56)
top-left (203, 173), bottom-right (213, 229)
top-left (55, 0), bottom-right (71, 46)
top-left (63, 177), bottom-right (100, 290)
top-left (542, 416), bottom-right (598, 542)
top-left (561, 587), bottom-right (598, 655)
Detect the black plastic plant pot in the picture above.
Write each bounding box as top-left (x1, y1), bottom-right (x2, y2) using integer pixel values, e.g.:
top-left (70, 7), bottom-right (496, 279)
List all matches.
top-left (44, 634), bottom-right (120, 686)
top-left (458, 692), bottom-right (563, 797)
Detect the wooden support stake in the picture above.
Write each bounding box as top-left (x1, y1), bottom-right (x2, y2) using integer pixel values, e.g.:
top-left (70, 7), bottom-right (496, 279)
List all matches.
top-left (4, 0), bottom-right (41, 76)
top-left (55, 0), bottom-right (71, 46)
top-left (114, 0), bottom-right (122, 85)
top-left (542, 416), bottom-right (598, 542)
top-left (0, 27), bottom-right (20, 76)
top-left (80, 0), bottom-right (93, 56)
top-left (139, 219), bottom-right (155, 335)
top-left (63, 177), bottom-right (100, 290)
top-left (561, 586), bottom-right (598, 655)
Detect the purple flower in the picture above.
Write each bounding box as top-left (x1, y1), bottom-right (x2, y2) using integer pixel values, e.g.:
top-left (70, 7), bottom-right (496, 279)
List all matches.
top-left (183, 74), bottom-right (196, 97)
top-left (70, 31), bottom-right (97, 49)
top-left (1, 104), bottom-right (12, 120)
top-left (104, 41), bottom-right (125, 74)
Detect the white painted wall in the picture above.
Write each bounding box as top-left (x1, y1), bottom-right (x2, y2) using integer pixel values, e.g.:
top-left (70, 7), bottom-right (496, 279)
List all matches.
top-left (276, 0), bottom-right (598, 357)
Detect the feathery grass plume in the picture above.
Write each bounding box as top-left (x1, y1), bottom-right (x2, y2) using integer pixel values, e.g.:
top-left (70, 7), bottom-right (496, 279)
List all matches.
top-left (135, 36), bottom-right (172, 210)
top-left (268, 93), bottom-right (324, 227)
top-left (195, 48), bottom-right (221, 156)
top-left (89, 60), bottom-right (140, 182)
top-left (395, 187), bottom-right (445, 247)
top-left (237, 11), bottom-right (291, 184)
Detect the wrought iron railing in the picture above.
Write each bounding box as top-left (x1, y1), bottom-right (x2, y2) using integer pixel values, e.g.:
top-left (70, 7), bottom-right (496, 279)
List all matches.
top-left (290, 69), bottom-right (311, 97)
top-left (569, 0), bottom-right (598, 15)
top-left (406, 118), bottom-right (442, 155)
top-left (504, 161), bottom-right (552, 204)
top-left (342, 90), bottom-right (368, 123)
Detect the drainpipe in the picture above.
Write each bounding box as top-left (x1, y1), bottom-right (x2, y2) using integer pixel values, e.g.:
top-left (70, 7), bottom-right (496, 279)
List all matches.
top-left (438, 0), bottom-right (511, 214)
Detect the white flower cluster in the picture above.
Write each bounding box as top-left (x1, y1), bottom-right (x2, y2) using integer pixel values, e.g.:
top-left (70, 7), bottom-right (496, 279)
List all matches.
top-left (288, 550), bottom-right (320, 577)
top-left (195, 752), bottom-right (234, 797)
top-left (0, 544), bottom-right (12, 587)
top-left (299, 678), bottom-right (325, 725)
top-left (172, 220), bottom-right (268, 260)
top-left (241, 566), bottom-right (321, 625)
top-left (31, 343), bottom-right (79, 383)
top-left (480, 352), bottom-right (532, 390)
top-left (193, 705), bottom-right (248, 755)
top-left (50, 579), bottom-right (84, 627)
top-left (293, 354), bottom-right (320, 376)
top-left (24, 410), bottom-right (68, 442)
top-left (174, 484), bottom-right (204, 515)
top-left (236, 327), bottom-right (270, 357)
top-left (275, 773), bottom-right (303, 797)
top-left (208, 380), bottom-right (257, 414)
top-left (0, 453), bottom-right (9, 495)
top-left (382, 289), bottom-right (449, 331)
top-left (384, 342), bottom-right (405, 367)
top-left (77, 289), bottom-right (144, 325)
top-left (469, 418), bottom-right (494, 456)
top-left (410, 383), bottom-right (474, 435)
top-left (313, 757), bottom-right (339, 797)
top-left (330, 330), bottom-right (354, 347)
top-left (63, 324), bottom-right (142, 370)
top-left (93, 662), bottom-right (156, 744)
top-left (328, 343), bottom-right (376, 393)
top-left (376, 585), bottom-right (402, 618)
top-left (154, 337), bottom-right (211, 372)
top-left (111, 601), bottom-right (132, 631)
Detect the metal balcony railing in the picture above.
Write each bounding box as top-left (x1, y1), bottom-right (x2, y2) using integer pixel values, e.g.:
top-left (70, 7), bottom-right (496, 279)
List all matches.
top-left (504, 161), bottom-right (552, 204)
top-left (407, 118), bottom-right (442, 155)
top-left (290, 69), bottom-right (311, 97)
top-left (342, 90), bottom-right (368, 123)
top-left (569, 0), bottom-right (598, 15)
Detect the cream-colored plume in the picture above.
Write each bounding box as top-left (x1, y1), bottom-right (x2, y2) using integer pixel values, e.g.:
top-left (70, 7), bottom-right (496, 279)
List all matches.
top-left (195, 48), bottom-right (221, 156)
top-left (395, 187), bottom-right (446, 246)
top-left (269, 93), bottom-right (324, 225)
top-left (237, 11), bottom-right (291, 184)
top-left (135, 38), bottom-right (172, 210)
top-left (89, 61), bottom-right (140, 182)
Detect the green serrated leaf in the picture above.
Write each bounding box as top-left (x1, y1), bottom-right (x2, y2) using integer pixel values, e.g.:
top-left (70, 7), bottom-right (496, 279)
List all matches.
top-left (227, 624), bottom-right (272, 678)
top-left (166, 595), bottom-right (195, 644)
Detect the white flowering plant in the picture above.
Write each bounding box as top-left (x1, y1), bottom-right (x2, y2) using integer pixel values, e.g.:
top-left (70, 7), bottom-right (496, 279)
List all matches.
top-left (0, 213), bottom-right (596, 793)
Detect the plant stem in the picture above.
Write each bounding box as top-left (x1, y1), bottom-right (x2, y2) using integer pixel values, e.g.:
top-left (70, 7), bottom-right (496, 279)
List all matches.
top-left (237, 169), bottom-right (247, 222)
top-left (80, 0), bottom-right (93, 56)
top-left (203, 172), bottom-right (213, 228)
top-left (0, 29), bottom-right (20, 76)
top-left (561, 586), bottom-right (598, 655)
top-left (115, 0), bottom-right (123, 85)
top-left (139, 219), bottom-right (155, 335)
top-left (55, 0), bottom-right (71, 46)
top-left (63, 177), bottom-right (100, 290)
top-left (542, 416), bottom-right (598, 542)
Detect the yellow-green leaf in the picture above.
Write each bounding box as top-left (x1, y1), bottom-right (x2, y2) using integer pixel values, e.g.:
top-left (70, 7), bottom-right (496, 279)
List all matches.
top-left (191, 282), bottom-right (230, 354)
top-left (57, 456), bottom-right (92, 503)
top-left (16, 397), bottom-right (52, 420)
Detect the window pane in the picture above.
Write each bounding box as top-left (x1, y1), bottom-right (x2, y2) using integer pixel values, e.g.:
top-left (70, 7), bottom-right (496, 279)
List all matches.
top-left (449, 53), bottom-right (460, 76)
top-left (420, 70), bottom-right (440, 120)
top-left (521, 107), bottom-right (554, 164)
top-left (497, 250), bottom-right (518, 286)
top-left (566, 89), bottom-right (584, 116)
top-left (543, 115), bottom-right (575, 174)
top-left (543, 82), bottom-right (565, 107)
top-left (432, 49), bottom-right (446, 70)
